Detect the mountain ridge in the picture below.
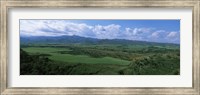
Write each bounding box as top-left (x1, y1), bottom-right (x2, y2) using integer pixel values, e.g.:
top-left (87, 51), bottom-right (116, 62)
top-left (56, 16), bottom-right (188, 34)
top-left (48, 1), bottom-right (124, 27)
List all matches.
top-left (20, 35), bottom-right (179, 46)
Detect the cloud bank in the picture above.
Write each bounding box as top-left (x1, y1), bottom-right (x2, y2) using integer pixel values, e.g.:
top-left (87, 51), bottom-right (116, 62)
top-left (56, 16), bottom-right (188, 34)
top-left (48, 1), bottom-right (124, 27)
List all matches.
top-left (20, 20), bottom-right (180, 44)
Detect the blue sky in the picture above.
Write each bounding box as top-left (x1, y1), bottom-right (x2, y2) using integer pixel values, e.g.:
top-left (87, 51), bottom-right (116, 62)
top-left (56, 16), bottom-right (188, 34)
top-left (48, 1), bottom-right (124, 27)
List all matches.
top-left (72, 20), bottom-right (180, 31)
top-left (20, 20), bottom-right (180, 44)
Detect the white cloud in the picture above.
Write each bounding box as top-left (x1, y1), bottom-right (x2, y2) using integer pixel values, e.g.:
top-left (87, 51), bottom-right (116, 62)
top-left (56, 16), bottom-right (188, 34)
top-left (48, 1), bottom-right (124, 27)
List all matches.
top-left (92, 24), bottom-right (121, 39)
top-left (151, 32), bottom-right (159, 38)
top-left (150, 30), bottom-right (166, 38)
top-left (167, 32), bottom-right (177, 38)
top-left (20, 20), bottom-right (180, 44)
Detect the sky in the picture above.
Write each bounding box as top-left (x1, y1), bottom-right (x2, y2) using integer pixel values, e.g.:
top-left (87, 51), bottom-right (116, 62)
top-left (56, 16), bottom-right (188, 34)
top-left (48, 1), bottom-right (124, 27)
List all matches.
top-left (20, 20), bottom-right (180, 44)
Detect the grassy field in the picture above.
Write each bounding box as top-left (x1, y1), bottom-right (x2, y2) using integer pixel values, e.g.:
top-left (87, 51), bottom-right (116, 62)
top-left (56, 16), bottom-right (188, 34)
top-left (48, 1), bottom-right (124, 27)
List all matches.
top-left (22, 47), bottom-right (130, 65)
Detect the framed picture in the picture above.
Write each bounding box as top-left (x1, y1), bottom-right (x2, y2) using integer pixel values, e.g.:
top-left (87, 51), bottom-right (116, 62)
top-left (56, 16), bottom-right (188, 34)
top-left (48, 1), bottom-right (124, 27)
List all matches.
top-left (1, 0), bottom-right (199, 95)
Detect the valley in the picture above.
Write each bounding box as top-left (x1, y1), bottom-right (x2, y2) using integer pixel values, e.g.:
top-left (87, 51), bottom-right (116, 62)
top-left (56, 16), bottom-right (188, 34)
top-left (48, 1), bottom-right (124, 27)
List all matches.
top-left (20, 35), bottom-right (180, 75)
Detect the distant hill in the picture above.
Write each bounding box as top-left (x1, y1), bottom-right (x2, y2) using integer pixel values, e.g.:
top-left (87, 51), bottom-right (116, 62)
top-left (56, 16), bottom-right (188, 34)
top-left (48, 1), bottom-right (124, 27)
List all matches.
top-left (20, 35), bottom-right (179, 47)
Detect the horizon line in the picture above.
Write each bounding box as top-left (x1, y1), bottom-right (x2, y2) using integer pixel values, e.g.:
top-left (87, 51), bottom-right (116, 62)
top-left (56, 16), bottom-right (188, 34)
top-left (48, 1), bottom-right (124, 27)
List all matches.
top-left (20, 35), bottom-right (180, 45)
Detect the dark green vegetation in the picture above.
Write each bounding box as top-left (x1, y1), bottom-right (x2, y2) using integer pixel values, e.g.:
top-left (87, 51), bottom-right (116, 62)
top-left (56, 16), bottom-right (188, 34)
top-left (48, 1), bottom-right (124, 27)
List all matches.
top-left (20, 36), bottom-right (180, 75)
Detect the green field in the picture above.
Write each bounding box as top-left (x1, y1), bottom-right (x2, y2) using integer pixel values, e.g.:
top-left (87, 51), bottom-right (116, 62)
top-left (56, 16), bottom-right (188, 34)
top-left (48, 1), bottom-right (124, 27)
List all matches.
top-left (22, 47), bottom-right (130, 65)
